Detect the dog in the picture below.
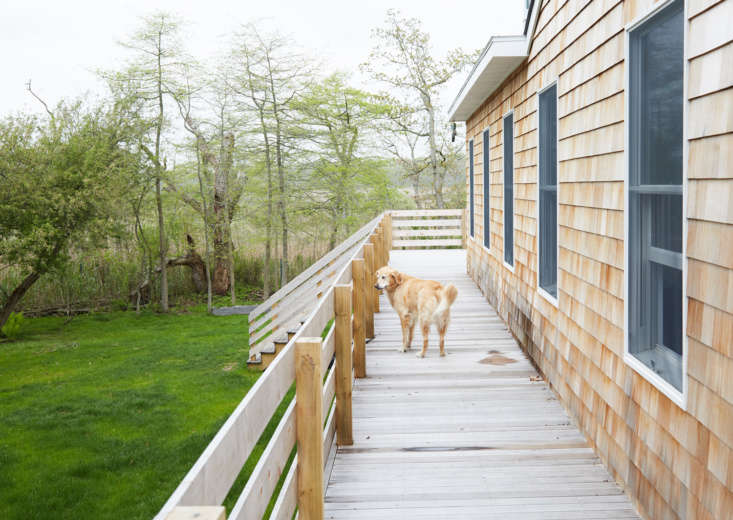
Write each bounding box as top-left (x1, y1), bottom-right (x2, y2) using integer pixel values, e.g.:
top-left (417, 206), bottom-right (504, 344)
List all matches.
top-left (375, 267), bottom-right (458, 358)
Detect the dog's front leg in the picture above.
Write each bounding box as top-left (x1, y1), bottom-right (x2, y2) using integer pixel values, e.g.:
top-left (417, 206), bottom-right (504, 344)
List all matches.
top-left (406, 316), bottom-right (415, 350)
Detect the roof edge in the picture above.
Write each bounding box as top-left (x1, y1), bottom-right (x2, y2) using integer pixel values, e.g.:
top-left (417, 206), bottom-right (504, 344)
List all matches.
top-left (447, 1), bottom-right (542, 123)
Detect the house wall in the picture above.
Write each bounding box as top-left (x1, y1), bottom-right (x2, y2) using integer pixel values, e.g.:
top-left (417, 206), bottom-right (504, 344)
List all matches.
top-left (464, 0), bottom-right (733, 518)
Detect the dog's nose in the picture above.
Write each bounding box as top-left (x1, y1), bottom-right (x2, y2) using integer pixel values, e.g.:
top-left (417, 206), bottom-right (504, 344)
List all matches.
top-left (374, 284), bottom-right (380, 289)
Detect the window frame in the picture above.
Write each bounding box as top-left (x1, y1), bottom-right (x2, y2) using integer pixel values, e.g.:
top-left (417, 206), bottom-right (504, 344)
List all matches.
top-left (536, 80), bottom-right (560, 307)
top-left (502, 110), bottom-right (515, 273)
top-left (623, 0), bottom-right (688, 409)
top-left (482, 126), bottom-right (491, 251)
top-left (469, 138), bottom-right (475, 238)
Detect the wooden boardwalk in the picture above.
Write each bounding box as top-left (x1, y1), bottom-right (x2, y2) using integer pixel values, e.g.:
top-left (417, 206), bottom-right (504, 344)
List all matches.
top-left (324, 249), bottom-right (640, 519)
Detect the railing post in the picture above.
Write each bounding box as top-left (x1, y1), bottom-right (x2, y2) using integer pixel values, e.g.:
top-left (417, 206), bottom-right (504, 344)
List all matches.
top-left (369, 235), bottom-right (380, 313)
top-left (334, 285), bottom-right (353, 445)
top-left (351, 258), bottom-right (367, 378)
top-left (295, 338), bottom-right (324, 520)
top-left (363, 243), bottom-right (375, 339)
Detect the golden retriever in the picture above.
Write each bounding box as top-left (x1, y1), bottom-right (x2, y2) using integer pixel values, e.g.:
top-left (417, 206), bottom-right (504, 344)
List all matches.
top-left (375, 267), bottom-right (458, 357)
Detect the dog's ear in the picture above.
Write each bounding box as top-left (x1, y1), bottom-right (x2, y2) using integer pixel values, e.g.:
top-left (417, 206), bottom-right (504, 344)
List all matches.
top-left (390, 271), bottom-right (403, 287)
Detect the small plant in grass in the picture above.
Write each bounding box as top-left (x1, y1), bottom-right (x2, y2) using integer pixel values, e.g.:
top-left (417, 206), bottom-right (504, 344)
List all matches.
top-left (0, 311), bottom-right (25, 340)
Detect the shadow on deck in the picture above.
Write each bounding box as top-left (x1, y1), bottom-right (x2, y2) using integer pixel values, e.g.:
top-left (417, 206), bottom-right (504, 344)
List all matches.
top-left (324, 249), bottom-right (639, 519)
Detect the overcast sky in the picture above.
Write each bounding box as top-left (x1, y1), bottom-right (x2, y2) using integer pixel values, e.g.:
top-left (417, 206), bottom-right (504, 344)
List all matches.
top-left (1, 0), bottom-right (526, 117)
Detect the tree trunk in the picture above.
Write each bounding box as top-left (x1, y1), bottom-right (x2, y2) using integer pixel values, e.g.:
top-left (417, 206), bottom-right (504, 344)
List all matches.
top-left (155, 28), bottom-right (169, 311)
top-left (426, 101), bottom-right (444, 209)
top-left (155, 177), bottom-right (169, 310)
top-left (254, 104), bottom-right (273, 299)
top-left (130, 237), bottom-right (207, 304)
top-left (412, 174), bottom-right (422, 208)
top-left (276, 129), bottom-right (288, 286)
top-left (194, 139), bottom-right (213, 313)
top-left (269, 63), bottom-right (288, 287)
top-left (0, 271), bottom-right (41, 330)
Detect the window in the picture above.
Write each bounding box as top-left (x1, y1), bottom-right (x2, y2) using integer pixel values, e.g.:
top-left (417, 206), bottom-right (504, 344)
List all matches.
top-left (503, 112), bottom-right (514, 267)
top-left (483, 129), bottom-right (490, 249)
top-left (538, 83), bottom-right (558, 300)
top-left (469, 139), bottom-right (475, 237)
top-left (627, 0), bottom-right (684, 394)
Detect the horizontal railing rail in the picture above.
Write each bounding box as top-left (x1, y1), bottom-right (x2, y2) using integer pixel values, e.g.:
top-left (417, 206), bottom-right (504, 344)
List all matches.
top-left (391, 208), bottom-right (464, 249)
top-left (156, 212), bottom-right (391, 520)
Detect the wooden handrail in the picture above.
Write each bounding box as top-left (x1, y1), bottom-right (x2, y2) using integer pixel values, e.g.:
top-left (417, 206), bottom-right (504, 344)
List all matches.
top-left (157, 212), bottom-right (387, 520)
top-left (247, 214), bottom-right (383, 356)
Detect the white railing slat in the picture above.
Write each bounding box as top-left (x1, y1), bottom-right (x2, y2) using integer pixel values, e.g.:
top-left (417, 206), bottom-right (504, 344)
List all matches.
top-left (393, 239), bottom-right (462, 248)
top-left (392, 218), bottom-right (461, 228)
top-left (269, 455), bottom-right (297, 520)
top-left (390, 209), bottom-right (463, 217)
top-left (393, 228), bottom-right (462, 237)
top-left (228, 401), bottom-right (296, 520)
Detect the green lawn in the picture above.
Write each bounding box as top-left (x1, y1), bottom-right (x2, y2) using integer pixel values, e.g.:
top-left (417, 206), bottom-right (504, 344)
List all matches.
top-left (0, 307), bottom-right (267, 519)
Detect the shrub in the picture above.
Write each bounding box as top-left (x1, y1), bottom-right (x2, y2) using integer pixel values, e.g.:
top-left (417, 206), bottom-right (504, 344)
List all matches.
top-left (1, 312), bottom-right (26, 340)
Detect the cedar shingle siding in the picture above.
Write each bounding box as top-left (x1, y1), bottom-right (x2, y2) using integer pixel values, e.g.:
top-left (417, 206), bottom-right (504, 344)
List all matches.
top-left (463, 0), bottom-right (733, 518)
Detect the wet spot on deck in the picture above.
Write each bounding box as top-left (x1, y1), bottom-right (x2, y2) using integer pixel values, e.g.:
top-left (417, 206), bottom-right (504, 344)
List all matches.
top-left (478, 354), bottom-right (517, 365)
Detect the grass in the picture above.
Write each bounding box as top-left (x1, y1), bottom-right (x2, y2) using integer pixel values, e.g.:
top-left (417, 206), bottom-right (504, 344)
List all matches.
top-left (0, 306), bottom-right (274, 519)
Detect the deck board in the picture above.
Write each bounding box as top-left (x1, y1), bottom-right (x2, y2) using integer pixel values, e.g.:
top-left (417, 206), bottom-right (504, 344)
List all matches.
top-left (324, 250), bottom-right (639, 519)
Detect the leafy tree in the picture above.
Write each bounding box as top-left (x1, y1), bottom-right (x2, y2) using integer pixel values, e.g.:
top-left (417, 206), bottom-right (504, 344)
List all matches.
top-left (106, 12), bottom-right (187, 312)
top-left (169, 63), bottom-right (246, 300)
top-left (294, 73), bottom-right (391, 247)
top-left (229, 23), bottom-right (311, 287)
top-left (0, 100), bottom-right (138, 329)
top-left (363, 9), bottom-right (476, 208)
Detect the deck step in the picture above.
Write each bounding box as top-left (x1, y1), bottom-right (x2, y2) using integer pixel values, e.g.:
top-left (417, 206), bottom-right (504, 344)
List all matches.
top-left (245, 352), bottom-right (262, 370)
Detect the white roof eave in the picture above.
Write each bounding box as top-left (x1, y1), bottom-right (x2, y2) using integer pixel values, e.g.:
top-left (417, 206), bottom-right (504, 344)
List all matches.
top-left (447, 35), bottom-right (528, 122)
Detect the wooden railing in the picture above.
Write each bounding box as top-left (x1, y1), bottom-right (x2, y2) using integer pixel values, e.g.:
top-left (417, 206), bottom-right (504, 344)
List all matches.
top-left (246, 214), bottom-right (392, 369)
top-left (391, 209), bottom-right (464, 249)
top-left (155, 213), bottom-right (391, 520)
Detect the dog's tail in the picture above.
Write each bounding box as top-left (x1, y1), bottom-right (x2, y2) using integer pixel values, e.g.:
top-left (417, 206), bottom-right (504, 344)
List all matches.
top-left (435, 283), bottom-right (458, 315)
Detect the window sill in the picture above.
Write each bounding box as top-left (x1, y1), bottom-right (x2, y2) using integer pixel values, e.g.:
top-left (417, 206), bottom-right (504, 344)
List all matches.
top-left (623, 352), bottom-right (687, 410)
top-left (537, 286), bottom-right (559, 308)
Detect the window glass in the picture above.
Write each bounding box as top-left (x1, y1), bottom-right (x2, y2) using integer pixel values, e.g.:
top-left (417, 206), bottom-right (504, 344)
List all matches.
top-left (628, 0), bottom-right (684, 392)
top-left (503, 114), bottom-right (514, 266)
top-left (483, 129), bottom-right (490, 249)
top-left (538, 84), bottom-right (558, 298)
top-left (469, 139), bottom-right (474, 237)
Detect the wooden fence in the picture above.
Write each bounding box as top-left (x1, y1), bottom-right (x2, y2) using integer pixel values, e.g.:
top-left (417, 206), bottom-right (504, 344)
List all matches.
top-left (245, 214), bottom-right (392, 369)
top-left (155, 213), bottom-right (391, 520)
top-left (391, 209), bottom-right (464, 249)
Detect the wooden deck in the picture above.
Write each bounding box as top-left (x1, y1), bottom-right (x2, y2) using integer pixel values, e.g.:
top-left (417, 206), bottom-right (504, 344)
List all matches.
top-left (324, 249), bottom-right (640, 519)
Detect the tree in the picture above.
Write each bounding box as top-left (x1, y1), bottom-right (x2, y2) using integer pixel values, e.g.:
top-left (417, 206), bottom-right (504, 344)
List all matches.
top-left (0, 100), bottom-right (137, 330)
top-left (229, 23), bottom-right (310, 287)
top-left (108, 12), bottom-right (187, 312)
top-left (363, 9), bottom-right (476, 208)
top-left (294, 73), bottom-right (390, 247)
top-left (169, 63), bottom-right (245, 299)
